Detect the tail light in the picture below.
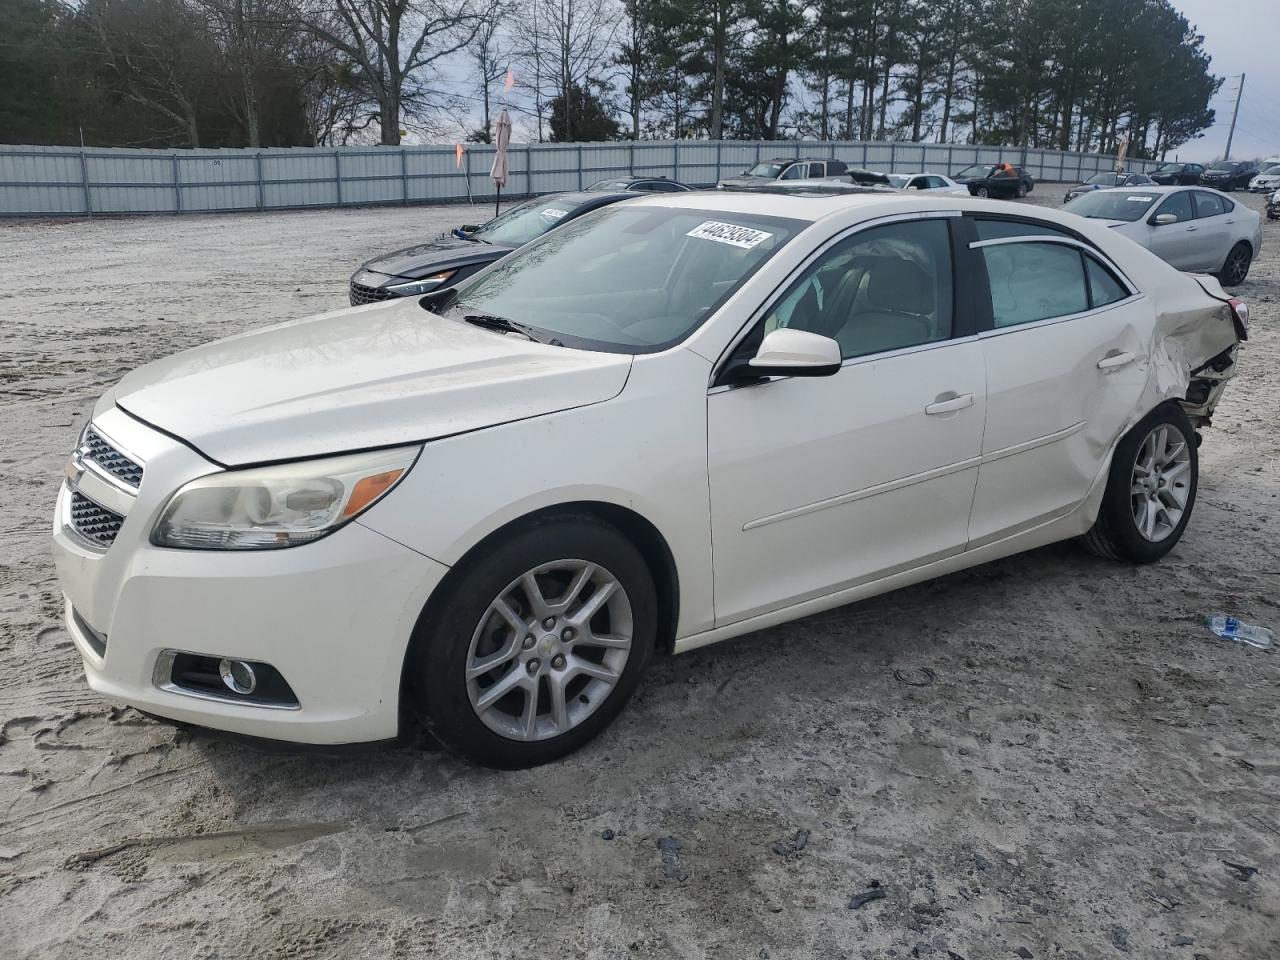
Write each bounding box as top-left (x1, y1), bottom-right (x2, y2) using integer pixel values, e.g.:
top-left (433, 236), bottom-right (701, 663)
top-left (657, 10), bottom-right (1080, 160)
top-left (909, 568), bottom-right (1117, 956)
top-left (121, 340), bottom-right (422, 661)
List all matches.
top-left (1227, 297), bottom-right (1249, 341)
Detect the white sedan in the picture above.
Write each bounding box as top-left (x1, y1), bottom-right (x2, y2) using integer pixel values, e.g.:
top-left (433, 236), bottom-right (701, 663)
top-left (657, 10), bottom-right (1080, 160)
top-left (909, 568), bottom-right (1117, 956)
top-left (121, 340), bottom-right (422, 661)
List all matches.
top-left (53, 192), bottom-right (1247, 767)
top-left (886, 172), bottom-right (970, 195)
top-left (1063, 185), bottom-right (1262, 286)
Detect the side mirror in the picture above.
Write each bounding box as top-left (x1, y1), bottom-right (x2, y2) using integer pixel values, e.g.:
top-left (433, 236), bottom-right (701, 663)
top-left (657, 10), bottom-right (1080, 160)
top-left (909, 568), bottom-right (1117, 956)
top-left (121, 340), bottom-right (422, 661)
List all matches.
top-left (1152, 212), bottom-right (1178, 226)
top-left (742, 328), bottom-right (842, 378)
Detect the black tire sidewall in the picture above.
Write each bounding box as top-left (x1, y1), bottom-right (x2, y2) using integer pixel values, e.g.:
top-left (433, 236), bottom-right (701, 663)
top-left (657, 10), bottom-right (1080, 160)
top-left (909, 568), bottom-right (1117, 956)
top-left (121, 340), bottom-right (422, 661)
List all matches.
top-left (1098, 404), bottom-right (1199, 563)
top-left (1222, 243), bottom-right (1251, 286)
top-left (407, 515), bottom-right (656, 768)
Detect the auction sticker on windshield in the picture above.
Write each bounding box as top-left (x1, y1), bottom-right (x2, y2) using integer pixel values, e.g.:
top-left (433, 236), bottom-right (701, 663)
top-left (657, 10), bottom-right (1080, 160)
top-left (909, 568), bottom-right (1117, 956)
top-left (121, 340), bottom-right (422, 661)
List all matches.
top-left (540, 207), bottom-right (568, 221)
top-left (1127, 195), bottom-right (1154, 202)
top-left (687, 221), bottom-right (773, 249)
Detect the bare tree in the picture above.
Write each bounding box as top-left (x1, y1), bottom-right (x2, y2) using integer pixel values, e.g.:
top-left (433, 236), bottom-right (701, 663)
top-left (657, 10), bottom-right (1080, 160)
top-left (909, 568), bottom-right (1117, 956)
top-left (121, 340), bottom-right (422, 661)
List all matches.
top-left (296, 0), bottom-right (488, 145)
top-left (466, 4), bottom-right (508, 141)
top-left (514, 0), bottom-right (619, 142)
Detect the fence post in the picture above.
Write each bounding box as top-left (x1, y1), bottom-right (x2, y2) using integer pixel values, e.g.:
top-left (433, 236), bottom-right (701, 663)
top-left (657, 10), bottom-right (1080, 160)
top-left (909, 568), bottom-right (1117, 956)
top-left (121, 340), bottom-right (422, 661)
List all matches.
top-left (576, 143), bottom-right (583, 189)
top-left (526, 144), bottom-right (533, 197)
top-left (629, 140), bottom-right (635, 176)
top-left (890, 142), bottom-right (896, 173)
top-left (334, 150), bottom-right (343, 205)
top-left (674, 141), bottom-right (680, 182)
top-left (255, 153), bottom-right (265, 210)
top-left (755, 142), bottom-right (761, 165)
top-left (400, 148), bottom-right (408, 205)
top-left (79, 149), bottom-right (92, 217)
top-left (862, 143), bottom-right (868, 167)
top-left (171, 153), bottom-right (182, 214)
top-left (715, 139), bottom-right (722, 185)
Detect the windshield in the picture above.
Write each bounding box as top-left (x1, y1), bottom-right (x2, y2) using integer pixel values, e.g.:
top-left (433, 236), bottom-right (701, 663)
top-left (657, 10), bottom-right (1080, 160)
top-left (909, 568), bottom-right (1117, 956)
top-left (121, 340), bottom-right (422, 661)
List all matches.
top-left (1260, 165), bottom-right (1280, 175)
top-left (587, 178), bottom-right (630, 191)
top-left (1152, 162), bottom-right (1181, 173)
top-left (744, 162), bottom-right (785, 178)
top-left (887, 174), bottom-right (911, 188)
top-left (1208, 161), bottom-right (1236, 171)
top-left (1063, 190), bottom-right (1157, 222)
top-left (471, 198), bottom-right (578, 246)
top-left (443, 206), bottom-right (804, 353)
top-left (954, 164), bottom-right (994, 179)
top-left (1085, 173), bottom-right (1121, 185)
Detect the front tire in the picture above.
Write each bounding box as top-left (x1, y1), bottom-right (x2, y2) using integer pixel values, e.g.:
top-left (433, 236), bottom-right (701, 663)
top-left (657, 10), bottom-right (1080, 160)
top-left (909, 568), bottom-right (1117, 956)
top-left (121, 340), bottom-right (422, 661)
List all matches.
top-left (405, 513), bottom-right (656, 768)
top-left (1080, 404), bottom-right (1198, 563)
top-left (974, 186), bottom-right (990, 198)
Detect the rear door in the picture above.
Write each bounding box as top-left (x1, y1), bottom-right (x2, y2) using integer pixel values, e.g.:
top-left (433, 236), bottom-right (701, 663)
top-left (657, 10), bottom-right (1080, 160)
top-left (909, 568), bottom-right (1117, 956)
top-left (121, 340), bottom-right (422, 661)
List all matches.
top-left (1190, 190), bottom-right (1233, 270)
top-left (967, 217), bottom-right (1153, 546)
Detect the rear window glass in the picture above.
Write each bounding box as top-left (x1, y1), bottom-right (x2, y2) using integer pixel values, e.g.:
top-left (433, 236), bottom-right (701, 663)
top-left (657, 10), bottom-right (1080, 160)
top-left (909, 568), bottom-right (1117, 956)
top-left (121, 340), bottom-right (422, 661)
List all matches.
top-left (1193, 192), bottom-right (1228, 217)
top-left (982, 242), bottom-right (1089, 328)
top-left (1086, 257), bottom-right (1128, 307)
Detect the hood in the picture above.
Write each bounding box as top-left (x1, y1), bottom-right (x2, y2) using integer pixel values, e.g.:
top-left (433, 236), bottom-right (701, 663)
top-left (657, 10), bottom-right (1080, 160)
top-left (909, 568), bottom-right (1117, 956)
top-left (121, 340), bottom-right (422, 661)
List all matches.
top-left (359, 234), bottom-right (512, 281)
top-left (108, 298), bottom-right (633, 466)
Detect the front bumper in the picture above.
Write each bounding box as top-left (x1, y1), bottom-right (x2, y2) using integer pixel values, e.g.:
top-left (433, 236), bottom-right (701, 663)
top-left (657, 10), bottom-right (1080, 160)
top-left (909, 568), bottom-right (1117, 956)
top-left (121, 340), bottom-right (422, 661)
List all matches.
top-left (52, 408), bottom-right (448, 744)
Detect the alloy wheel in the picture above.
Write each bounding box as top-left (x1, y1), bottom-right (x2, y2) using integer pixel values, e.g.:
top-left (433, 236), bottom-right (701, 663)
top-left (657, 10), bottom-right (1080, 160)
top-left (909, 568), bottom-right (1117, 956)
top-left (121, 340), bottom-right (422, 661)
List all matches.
top-left (1222, 247), bottom-right (1250, 286)
top-left (465, 559), bottom-right (633, 741)
top-left (1130, 424), bottom-right (1192, 542)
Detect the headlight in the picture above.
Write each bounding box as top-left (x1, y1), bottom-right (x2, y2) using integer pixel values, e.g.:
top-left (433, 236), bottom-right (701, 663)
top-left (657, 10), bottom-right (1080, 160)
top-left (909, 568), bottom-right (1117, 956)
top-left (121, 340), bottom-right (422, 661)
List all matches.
top-left (385, 271), bottom-right (456, 296)
top-left (152, 446), bottom-right (421, 550)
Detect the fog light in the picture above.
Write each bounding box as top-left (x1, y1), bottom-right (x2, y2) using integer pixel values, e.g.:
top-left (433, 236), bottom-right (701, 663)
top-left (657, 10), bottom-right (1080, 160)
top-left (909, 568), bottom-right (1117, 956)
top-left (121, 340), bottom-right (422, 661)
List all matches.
top-left (219, 658), bottom-right (257, 695)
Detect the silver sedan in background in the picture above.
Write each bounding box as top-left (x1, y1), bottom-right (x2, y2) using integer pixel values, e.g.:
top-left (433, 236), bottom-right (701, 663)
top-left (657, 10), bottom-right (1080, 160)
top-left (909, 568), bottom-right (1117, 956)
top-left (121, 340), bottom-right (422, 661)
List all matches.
top-left (1063, 185), bottom-right (1262, 286)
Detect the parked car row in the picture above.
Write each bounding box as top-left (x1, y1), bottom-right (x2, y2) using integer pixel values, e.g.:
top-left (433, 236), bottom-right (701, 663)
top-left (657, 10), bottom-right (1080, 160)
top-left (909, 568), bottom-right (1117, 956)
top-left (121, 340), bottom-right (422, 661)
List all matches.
top-left (58, 185), bottom-right (1249, 767)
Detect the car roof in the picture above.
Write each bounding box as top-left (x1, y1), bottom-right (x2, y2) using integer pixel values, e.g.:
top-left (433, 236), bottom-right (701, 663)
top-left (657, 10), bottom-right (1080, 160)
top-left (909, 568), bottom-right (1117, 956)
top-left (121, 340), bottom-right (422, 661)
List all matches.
top-left (536, 190), bottom-right (634, 207)
top-left (766, 157), bottom-right (835, 163)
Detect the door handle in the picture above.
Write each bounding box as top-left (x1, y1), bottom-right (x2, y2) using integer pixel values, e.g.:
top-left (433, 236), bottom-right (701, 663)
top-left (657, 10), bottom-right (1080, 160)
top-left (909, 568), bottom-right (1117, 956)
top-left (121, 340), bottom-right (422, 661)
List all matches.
top-left (1097, 351), bottom-right (1136, 370)
top-left (1185, 225), bottom-right (1197, 231)
top-left (925, 393), bottom-right (974, 415)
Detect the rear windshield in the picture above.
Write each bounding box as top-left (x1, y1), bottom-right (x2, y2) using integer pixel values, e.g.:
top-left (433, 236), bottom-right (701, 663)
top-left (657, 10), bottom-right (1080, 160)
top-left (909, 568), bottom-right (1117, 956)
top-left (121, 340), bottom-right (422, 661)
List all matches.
top-left (444, 206), bottom-right (805, 353)
top-left (1063, 190), bottom-right (1157, 222)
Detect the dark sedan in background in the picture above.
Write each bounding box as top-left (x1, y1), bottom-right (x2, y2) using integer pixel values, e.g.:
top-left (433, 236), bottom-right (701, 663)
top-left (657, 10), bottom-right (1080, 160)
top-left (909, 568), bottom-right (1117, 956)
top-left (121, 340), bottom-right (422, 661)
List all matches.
top-left (1062, 170), bottom-right (1154, 203)
top-left (349, 191), bottom-right (633, 306)
top-left (1199, 160), bottom-right (1259, 192)
top-left (1149, 161), bottom-right (1205, 185)
top-left (952, 163), bottom-right (1035, 198)
top-left (585, 175), bottom-right (692, 192)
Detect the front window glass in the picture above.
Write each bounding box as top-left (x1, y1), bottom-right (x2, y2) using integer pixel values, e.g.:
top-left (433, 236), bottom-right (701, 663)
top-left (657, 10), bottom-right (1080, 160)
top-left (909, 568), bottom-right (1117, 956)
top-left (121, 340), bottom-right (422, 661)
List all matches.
top-left (887, 174), bottom-right (911, 188)
top-left (471, 198), bottom-right (579, 246)
top-left (779, 163), bottom-right (806, 180)
top-left (445, 206), bottom-right (804, 353)
top-left (1155, 192), bottom-right (1194, 222)
top-left (762, 219), bottom-right (954, 360)
top-left (745, 162), bottom-right (785, 178)
top-left (982, 242), bottom-right (1088, 327)
top-left (1063, 191), bottom-right (1156, 222)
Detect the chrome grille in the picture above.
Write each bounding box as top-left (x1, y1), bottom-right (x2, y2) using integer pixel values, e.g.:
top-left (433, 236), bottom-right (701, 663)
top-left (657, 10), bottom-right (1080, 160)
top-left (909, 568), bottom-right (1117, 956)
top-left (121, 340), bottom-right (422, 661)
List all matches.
top-left (69, 490), bottom-right (124, 547)
top-left (83, 426), bottom-right (143, 488)
top-left (349, 281), bottom-right (394, 306)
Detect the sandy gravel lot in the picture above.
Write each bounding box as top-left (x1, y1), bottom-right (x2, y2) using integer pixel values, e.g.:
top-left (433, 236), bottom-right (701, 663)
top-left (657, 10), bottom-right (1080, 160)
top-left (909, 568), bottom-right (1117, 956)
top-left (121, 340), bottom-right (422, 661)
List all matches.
top-left (1, 191), bottom-right (1277, 960)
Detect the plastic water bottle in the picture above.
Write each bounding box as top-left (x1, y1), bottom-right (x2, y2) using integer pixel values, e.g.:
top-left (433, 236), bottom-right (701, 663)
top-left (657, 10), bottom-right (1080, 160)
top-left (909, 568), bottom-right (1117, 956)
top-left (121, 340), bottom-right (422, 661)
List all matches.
top-left (1203, 615), bottom-right (1275, 650)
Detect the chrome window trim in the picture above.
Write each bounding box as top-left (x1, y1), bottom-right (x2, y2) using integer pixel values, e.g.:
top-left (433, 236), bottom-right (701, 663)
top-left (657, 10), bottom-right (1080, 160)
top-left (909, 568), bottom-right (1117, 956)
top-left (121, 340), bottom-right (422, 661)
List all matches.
top-left (975, 295), bottom-right (1144, 340)
top-left (708, 209), bottom-right (966, 389)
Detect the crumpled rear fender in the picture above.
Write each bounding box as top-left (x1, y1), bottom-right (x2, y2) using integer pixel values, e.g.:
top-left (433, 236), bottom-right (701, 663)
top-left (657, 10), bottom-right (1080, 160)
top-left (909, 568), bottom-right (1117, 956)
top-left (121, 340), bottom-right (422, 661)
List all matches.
top-left (1143, 271), bottom-right (1243, 426)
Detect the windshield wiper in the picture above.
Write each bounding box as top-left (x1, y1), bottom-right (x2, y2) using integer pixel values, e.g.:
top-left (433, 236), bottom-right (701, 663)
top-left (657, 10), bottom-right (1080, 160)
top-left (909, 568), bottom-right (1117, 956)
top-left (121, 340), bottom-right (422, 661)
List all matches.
top-left (462, 314), bottom-right (562, 346)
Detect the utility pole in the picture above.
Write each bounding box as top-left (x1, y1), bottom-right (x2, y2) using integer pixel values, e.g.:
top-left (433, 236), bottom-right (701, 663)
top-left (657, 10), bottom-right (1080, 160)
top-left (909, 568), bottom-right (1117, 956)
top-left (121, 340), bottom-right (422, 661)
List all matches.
top-left (1224, 73), bottom-right (1245, 160)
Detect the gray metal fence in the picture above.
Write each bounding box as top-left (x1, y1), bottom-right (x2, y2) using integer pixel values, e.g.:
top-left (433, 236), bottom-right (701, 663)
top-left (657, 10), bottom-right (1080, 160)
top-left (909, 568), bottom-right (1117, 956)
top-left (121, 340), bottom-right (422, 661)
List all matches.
top-left (0, 140), bottom-right (1153, 217)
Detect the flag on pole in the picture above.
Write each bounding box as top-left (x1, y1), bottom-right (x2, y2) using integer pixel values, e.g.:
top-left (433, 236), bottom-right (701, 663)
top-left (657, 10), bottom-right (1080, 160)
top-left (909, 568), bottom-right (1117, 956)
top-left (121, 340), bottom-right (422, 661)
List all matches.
top-left (503, 68), bottom-right (515, 93)
top-left (455, 143), bottom-right (465, 168)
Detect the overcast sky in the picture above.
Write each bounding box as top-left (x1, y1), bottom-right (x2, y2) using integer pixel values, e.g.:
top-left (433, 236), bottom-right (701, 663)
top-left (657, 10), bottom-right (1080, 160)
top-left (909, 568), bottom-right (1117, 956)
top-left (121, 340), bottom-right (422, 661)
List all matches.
top-left (1169, 0), bottom-right (1280, 162)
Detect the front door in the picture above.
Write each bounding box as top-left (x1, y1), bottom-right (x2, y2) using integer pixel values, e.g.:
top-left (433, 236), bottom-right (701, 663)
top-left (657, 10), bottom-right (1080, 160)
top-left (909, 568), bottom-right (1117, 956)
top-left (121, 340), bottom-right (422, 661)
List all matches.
top-left (707, 217), bottom-right (987, 626)
top-left (1147, 191), bottom-right (1201, 269)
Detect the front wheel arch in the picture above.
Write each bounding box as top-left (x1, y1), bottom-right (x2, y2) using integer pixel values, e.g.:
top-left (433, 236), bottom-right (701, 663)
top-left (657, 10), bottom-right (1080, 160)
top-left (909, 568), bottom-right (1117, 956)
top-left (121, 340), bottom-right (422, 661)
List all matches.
top-left (398, 501), bottom-right (680, 727)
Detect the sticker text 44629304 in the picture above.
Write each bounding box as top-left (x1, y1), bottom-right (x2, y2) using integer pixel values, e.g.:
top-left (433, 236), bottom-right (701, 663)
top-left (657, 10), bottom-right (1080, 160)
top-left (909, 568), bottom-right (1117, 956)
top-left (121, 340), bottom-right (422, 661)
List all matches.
top-left (686, 220), bottom-right (774, 249)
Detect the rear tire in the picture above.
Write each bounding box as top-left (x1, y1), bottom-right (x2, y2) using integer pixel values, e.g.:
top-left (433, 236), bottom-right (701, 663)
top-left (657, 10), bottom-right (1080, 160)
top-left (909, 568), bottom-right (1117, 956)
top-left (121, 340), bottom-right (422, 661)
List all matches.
top-left (1080, 404), bottom-right (1198, 563)
top-left (974, 186), bottom-right (990, 198)
top-left (1015, 183), bottom-right (1028, 198)
top-left (405, 513), bottom-right (656, 768)
top-left (1217, 242), bottom-right (1252, 287)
